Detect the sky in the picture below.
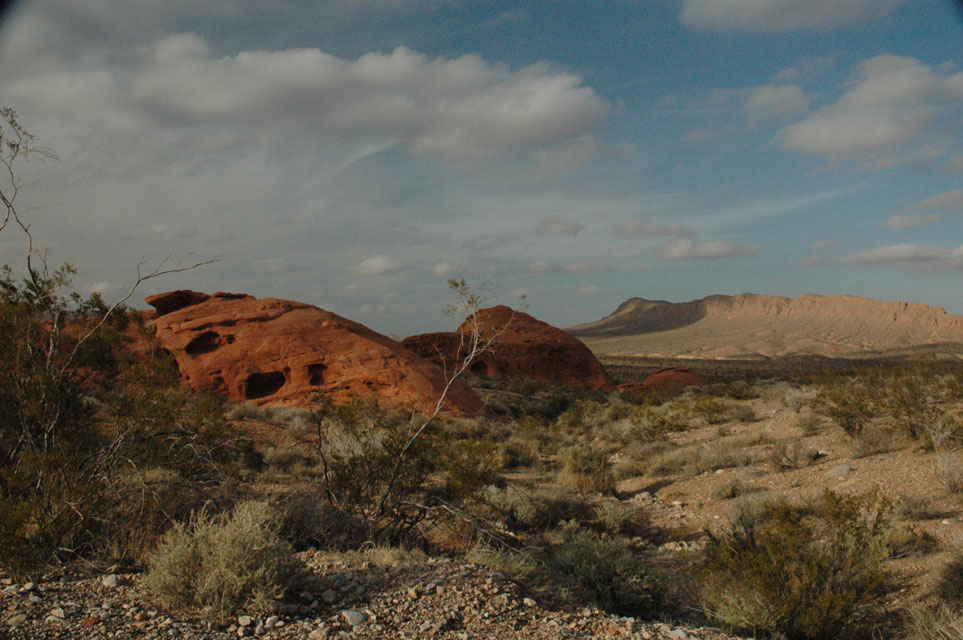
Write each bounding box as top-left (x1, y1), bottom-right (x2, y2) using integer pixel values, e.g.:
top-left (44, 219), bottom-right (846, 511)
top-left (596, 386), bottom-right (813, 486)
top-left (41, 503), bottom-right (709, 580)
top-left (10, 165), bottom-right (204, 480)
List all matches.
top-left (0, 0), bottom-right (962, 337)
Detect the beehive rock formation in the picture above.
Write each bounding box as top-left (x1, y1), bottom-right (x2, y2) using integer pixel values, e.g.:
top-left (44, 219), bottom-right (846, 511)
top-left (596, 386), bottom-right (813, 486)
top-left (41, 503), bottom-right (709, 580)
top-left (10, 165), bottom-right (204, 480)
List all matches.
top-left (144, 290), bottom-right (483, 415)
top-left (403, 305), bottom-right (615, 392)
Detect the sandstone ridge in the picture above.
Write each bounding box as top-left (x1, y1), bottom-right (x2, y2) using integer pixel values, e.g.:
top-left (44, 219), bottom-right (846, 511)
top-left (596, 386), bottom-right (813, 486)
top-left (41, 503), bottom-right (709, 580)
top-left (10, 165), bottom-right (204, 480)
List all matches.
top-left (570, 292), bottom-right (963, 359)
top-left (144, 290), bottom-right (483, 415)
top-left (403, 305), bottom-right (616, 392)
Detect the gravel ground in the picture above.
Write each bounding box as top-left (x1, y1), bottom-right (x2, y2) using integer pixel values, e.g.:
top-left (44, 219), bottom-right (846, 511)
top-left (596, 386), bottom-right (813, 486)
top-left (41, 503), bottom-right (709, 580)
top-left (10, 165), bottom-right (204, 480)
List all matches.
top-left (1, 553), bottom-right (749, 640)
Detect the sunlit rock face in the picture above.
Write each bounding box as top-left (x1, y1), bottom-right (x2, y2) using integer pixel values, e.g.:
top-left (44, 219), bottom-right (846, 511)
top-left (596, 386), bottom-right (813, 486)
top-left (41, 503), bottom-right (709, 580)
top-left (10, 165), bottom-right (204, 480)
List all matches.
top-left (145, 290), bottom-right (483, 415)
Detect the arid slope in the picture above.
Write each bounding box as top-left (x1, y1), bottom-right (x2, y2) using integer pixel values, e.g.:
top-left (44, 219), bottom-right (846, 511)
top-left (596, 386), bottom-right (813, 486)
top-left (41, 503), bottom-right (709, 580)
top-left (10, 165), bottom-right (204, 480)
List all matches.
top-left (569, 293), bottom-right (963, 359)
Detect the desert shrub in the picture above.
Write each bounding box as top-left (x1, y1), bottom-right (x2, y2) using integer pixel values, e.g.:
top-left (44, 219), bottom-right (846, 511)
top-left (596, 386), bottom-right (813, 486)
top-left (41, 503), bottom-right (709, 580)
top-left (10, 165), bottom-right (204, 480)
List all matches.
top-left (712, 477), bottom-right (755, 500)
top-left (815, 372), bottom-right (881, 437)
top-left (795, 412), bottom-right (823, 435)
top-left (559, 443), bottom-right (613, 494)
top-left (688, 396), bottom-right (732, 424)
top-left (851, 426), bottom-right (896, 458)
top-left (263, 445), bottom-right (307, 472)
top-left (696, 491), bottom-right (892, 640)
top-left (904, 604), bottom-right (963, 640)
top-left (785, 389), bottom-right (815, 413)
top-left (881, 361), bottom-right (956, 441)
top-left (469, 521), bottom-right (664, 617)
top-left (225, 401), bottom-right (260, 421)
top-left (480, 485), bottom-right (593, 533)
top-left (443, 437), bottom-right (499, 498)
top-left (592, 500), bottom-right (650, 537)
top-left (921, 415), bottom-right (963, 451)
top-left (767, 438), bottom-right (819, 471)
top-left (498, 436), bottom-right (540, 469)
top-left (146, 501), bottom-right (305, 620)
top-left (896, 495), bottom-right (937, 521)
top-left (273, 487), bottom-right (364, 551)
top-left (310, 400), bottom-right (444, 543)
top-left (937, 454), bottom-right (963, 494)
top-left (649, 437), bottom-right (758, 478)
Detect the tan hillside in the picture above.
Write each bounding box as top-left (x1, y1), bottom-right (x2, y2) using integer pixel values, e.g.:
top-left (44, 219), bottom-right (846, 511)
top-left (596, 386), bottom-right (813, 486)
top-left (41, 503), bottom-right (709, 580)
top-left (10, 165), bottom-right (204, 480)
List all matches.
top-left (569, 293), bottom-right (963, 359)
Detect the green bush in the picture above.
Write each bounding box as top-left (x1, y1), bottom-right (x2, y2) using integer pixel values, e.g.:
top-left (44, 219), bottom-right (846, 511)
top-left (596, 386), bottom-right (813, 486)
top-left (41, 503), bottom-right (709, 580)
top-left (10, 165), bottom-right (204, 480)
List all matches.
top-left (559, 443), bottom-right (613, 494)
top-left (696, 491), bottom-right (892, 640)
top-left (469, 521), bottom-right (664, 618)
top-left (146, 501), bottom-right (305, 620)
top-left (815, 372), bottom-right (881, 437)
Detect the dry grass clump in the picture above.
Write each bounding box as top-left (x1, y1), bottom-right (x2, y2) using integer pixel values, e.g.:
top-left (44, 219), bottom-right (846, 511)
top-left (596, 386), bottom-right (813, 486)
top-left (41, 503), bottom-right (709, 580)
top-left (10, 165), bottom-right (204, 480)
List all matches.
top-left (895, 494), bottom-right (938, 521)
top-left (648, 437), bottom-right (758, 478)
top-left (766, 438), bottom-right (820, 471)
top-left (711, 477), bottom-right (756, 501)
top-left (937, 454), bottom-right (963, 495)
top-left (904, 605), bottom-right (963, 640)
top-left (145, 501), bottom-right (305, 620)
top-left (559, 443), bottom-right (614, 494)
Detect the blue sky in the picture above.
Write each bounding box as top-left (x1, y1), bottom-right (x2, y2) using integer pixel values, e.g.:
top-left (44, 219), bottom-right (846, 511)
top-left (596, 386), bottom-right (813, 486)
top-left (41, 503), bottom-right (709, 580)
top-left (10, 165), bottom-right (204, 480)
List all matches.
top-left (0, 0), bottom-right (961, 336)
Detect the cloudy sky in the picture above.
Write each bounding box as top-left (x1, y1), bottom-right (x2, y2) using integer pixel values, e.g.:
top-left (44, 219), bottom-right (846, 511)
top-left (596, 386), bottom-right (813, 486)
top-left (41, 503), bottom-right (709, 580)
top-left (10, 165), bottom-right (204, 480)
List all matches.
top-left (1, 0), bottom-right (962, 336)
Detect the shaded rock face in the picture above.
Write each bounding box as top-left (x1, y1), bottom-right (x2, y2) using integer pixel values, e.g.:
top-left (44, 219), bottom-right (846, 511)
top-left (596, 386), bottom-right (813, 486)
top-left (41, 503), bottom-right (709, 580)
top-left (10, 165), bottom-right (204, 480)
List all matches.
top-left (403, 305), bottom-right (615, 392)
top-left (617, 368), bottom-right (705, 398)
top-left (145, 291), bottom-right (483, 415)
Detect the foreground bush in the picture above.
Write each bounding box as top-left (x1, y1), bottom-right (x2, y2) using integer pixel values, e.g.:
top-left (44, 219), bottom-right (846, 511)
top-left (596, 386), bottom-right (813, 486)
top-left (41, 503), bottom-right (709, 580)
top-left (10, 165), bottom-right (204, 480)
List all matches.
top-left (146, 501), bottom-right (305, 619)
top-left (469, 521), bottom-right (663, 618)
top-left (696, 491), bottom-right (891, 640)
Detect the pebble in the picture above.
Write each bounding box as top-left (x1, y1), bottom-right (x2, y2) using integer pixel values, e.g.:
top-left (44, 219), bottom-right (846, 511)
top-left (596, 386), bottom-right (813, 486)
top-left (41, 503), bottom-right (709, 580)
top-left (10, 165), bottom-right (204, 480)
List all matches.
top-left (341, 609), bottom-right (367, 627)
top-left (101, 574), bottom-right (120, 588)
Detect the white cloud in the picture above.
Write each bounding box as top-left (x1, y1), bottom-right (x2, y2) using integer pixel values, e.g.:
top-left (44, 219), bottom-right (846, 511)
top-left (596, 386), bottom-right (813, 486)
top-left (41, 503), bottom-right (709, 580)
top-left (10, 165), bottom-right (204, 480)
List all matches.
top-left (535, 215), bottom-right (582, 237)
top-left (431, 262), bottom-right (458, 278)
top-left (744, 84), bottom-right (809, 120)
top-left (618, 221), bottom-right (694, 237)
top-left (772, 57), bottom-right (836, 83)
top-left (660, 238), bottom-right (760, 260)
top-left (836, 243), bottom-right (963, 269)
top-left (884, 213), bottom-right (940, 229)
top-left (809, 240), bottom-right (837, 251)
top-left (6, 35), bottom-right (609, 164)
top-left (356, 255), bottom-right (404, 275)
top-left (945, 155), bottom-right (963, 173)
top-left (780, 55), bottom-right (960, 157)
top-left (576, 285), bottom-right (617, 295)
top-left (681, 0), bottom-right (904, 31)
top-left (528, 260), bottom-right (612, 274)
top-left (916, 189), bottom-right (963, 210)
top-left (531, 134), bottom-right (606, 175)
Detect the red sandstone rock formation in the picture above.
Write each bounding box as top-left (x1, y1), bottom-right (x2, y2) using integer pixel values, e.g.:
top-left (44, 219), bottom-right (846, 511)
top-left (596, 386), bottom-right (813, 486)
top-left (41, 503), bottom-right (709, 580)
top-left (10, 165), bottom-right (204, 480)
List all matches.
top-left (145, 290), bottom-right (483, 415)
top-left (617, 368), bottom-right (705, 398)
top-left (403, 305), bottom-right (615, 392)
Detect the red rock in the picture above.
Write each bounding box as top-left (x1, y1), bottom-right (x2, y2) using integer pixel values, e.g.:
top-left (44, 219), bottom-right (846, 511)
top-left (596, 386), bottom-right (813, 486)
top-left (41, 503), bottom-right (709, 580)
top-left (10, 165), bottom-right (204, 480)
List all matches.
top-left (403, 305), bottom-right (615, 392)
top-left (144, 291), bottom-right (483, 415)
top-left (80, 618), bottom-right (102, 627)
top-left (617, 367), bottom-right (705, 398)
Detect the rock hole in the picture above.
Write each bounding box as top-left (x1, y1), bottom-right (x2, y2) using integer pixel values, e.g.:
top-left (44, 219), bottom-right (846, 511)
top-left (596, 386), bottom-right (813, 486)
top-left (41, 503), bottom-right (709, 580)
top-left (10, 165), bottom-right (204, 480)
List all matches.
top-left (185, 331), bottom-right (221, 355)
top-left (470, 360), bottom-right (489, 375)
top-left (225, 335), bottom-right (236, 344)
top-left (307, 363), bottom-right (327, 386)
top-left (244, 371), bottom-right (286, 399)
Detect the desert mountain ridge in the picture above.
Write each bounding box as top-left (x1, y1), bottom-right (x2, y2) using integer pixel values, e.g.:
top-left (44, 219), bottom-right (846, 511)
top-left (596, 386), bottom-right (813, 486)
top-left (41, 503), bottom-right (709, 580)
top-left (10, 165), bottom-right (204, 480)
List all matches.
top-left (569, 292), bottom-right (963, 360)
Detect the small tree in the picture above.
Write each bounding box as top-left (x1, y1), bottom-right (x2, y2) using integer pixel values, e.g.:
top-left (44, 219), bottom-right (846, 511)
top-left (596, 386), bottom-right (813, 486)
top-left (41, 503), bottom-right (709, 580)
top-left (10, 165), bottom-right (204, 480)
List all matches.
top-left (0, 108), bottom-right (218, 578)
top-left (307, 278), bottom-right (512, 544)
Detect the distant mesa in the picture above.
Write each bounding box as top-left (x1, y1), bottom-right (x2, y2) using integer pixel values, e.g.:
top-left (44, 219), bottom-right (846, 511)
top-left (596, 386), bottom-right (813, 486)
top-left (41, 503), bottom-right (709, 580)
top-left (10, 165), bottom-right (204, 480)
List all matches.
top-left (618, 368), bottom-right (706, 399)
top-left (570, 292), bottom-right (963, 360)
top-left (144, 290), bottom-right (483, 415)
top-left (402, 305), bottom-right (616, 392)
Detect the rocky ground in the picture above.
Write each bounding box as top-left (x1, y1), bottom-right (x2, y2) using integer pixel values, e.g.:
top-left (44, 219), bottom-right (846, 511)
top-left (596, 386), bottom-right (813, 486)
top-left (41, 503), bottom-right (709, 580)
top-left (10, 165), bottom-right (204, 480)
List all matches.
top-left (1, 554), bottom-right (747, 640)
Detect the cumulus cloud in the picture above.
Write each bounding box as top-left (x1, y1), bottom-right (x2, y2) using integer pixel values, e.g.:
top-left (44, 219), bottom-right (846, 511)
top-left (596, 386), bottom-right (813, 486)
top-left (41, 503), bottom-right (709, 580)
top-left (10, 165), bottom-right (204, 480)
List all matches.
top-left (355, 255), bottom-right (404, 275)
top-left (681, 0), bottom-right (904, 31)
top-left (660, 238), bottom-right (760, 260)
top-left (6, 34), bottom-right (609, 164)
top-left (884, 213), bottom-right (941, 229)
top-left (535, 215), bottom-right (582, 237)
top-left (744, 84), bottom-right (809, 120)
top-left (836, 243), bottom-right (963, 269)
top-left (915, 189), bottom-right (963, 210)
top-left (780, 55), bottom-right (963, 157)
top-left (618, 221), bottom-right (693, 237)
